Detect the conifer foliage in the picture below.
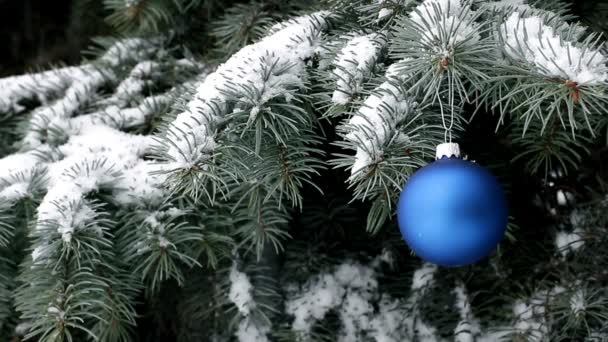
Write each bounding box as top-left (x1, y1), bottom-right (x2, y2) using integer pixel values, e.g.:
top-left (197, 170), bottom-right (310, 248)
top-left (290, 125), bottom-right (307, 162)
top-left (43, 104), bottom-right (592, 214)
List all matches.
top-left (0, 0), bottom-right (607, 341)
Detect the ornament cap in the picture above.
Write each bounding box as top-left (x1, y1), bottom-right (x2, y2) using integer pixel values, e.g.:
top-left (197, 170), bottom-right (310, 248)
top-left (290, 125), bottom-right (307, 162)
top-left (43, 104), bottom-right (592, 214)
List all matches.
top-left (436, 143), bottom-right (461, 160)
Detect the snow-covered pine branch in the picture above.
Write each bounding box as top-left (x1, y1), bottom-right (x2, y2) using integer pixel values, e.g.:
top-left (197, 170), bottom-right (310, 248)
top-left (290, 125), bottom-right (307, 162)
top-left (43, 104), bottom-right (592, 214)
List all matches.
top-left (21, 39), bottom-right (159, 148)
top-left (0, 37), bottom-right (210, 339)
top-left (159, 12), bottom-right (331, 172)
top-left (555, 228), bottom-right (584, 257)
top-left (330, 0), bottom-right (485, 212)
top-left (0, 39), bottom-right (155, 117)
top-left (488, 7), bottom-right (608, 131)
top-left (284, 255), bottom-right (602, 342)
top-left (389, 0), bottom-right (491, 105)
top-left (106, 60), bottom-right (162, 104)
top-left (0, 66), bottom-right (83, 114)
top-left (331, 63), bottom-right (445, 216)
top-left (331, 32), bottom-right (387, 105)
top-left (342, 77), bottom-right (416, 177)
top-left (329, 60), bottom-right (446, 233)
top-left (510, 286), bottom-right (566, 341)
top-left (16, 117), bottom-right (165, 339)
top-left (117, 203), bottom-right (203, 291)
top-left (500, 12), bottom-right (608, 86)
top-left (0, 88), bottom-right (179, 205)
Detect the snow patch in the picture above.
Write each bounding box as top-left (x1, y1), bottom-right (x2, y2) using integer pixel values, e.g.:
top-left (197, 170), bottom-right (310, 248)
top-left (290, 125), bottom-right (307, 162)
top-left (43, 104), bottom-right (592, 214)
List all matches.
top-left (229, 262), bottom-right (272, 342)
top-left (229, 263), bottom-right (255, 315)
top-left (332, 33), bottom-right (386, 105)
top-left (555, 229), bottom-right (584, 257)
top-left (453, 285), bottom-right (481, 342)
top-left (285, 261), bottom-right (441, 341)
top-left (512, 287), bottom-right (564, 341)
top-left (112, 61), bottom-right (161, 103)
top-left (570, 288), bottom-right (585, 315)
top-left (236, 319), bottom-right (270, 342)
top-left (410, 0), bottom-right (480, 51)
top-left (501, 12), bottom-right (608, 85)
top-left (346, 79), bottom-right (414, 176)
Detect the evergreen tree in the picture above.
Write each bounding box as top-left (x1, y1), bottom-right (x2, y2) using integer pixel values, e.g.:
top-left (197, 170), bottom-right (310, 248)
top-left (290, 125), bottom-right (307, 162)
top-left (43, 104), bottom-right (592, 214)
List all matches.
top-left (0, 0), bottom-right (607, 341)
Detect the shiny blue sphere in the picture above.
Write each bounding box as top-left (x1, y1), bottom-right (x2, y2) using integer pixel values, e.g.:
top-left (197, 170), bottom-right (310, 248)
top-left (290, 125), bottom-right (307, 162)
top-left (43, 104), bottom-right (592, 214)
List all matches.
top-left (397, 157), bottom-right (508, 266)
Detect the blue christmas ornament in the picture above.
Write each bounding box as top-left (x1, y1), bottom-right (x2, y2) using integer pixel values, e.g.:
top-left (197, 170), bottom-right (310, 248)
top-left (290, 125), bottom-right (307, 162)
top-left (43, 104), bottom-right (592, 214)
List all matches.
top-left (397, 143), bottom-right (508, 266)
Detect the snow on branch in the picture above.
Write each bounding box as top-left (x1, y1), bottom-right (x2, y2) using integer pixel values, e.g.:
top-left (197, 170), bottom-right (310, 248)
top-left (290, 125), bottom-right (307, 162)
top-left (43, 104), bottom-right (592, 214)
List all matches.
top-left (161, 12), bottom-right (331, 170)
top-left (229, 263), bottom-right (256, 316)
top-left (376, 0), bottom-right (408, 20)
top-left (0, 38), bottom-right (209, 338)
top-left (102, 58), bottom-right (205, 108)
top-left (285, 258), bottom-right (441, 342)
top-left (35, 125), bottom-right (157, 246)
top-left (23, 67), bottom-right (113, 147)
top-left (27, 89), bottom-right (187, 245)
top-left (19, 39), bottom-right (158, 149)
top-left (229, 263), bottom-right (271, 342)
top-left (333, 58), bottom-right (445, 208)
top-left (72, 92), bottom-right (174, 131)
top-left (408, 0), bottom-right (480, 53)
top-left (285, 262), bottom-right (378, 340)
top-left (453, 285), bottom-right (481, 342)
top-left (0, 67), bottom-right (81, 114)
top-left (0, 45), bottom-right (205, 264)
top-left (0, 88), bottom-right (178, 207)
top-left (555, 229), bottom-right (584, 257)
top-left (511, 287), bottom-right (565, 341)
top-left (344, 76), bottom-right (416, 177)
top-left (0, 37), bottom-right (202, 210)
top-left (98, 38), bottom-right (157, 66)
top-left (345, 2), bottom-right (484, 182)
top-left (331, 33), bottom-right (387, 105)
top-left (0, 150), bottom-right (49, 202)
top-left (285, 259), bottom-right (592, 342)
top-left (500, 12), bottom-right (608, 85)
top-left (110, 60), bottom-right (162, 104)
top-left (484, 7), bottom-right (608, 131)
top-left (388, 0), bottom-right (489, 103)
top-left (0, 39), bottom-right (156, 116)
top-left (453, 285), bottom-right (516, 342)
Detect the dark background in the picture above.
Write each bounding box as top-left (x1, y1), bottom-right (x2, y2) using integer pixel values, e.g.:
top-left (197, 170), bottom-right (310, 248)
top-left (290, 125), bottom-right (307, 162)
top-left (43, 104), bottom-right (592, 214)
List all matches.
top-left (0, 0), bottom-right (607, 77)
top-left (0, 0), bottom-right (108, 77)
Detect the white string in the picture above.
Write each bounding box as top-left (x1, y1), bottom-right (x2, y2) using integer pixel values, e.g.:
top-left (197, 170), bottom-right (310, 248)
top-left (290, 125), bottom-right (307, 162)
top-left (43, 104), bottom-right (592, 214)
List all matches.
top-left (436, 71), bottom-right (455, 144)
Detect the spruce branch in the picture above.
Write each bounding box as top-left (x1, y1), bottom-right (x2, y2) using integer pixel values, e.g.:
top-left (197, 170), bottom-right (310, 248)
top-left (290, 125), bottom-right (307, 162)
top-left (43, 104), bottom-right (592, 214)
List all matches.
top-left (233, 197), bottom-right (291, 258)
top-left (483, 8), bottom-right (608, 135)
top-left (210, 2), bottom-right (279, 59)
top-left (511, 118), bottom-right (592, 177)
top-left (332, 78), bottom-right (448, 201)
top-left (389, 0), bottom-right (494, 109)
top-left (0, 36), bottom-right (205, 340)
top-left (16, 202), bottom-right (120, 341)
top-left (104, 0), bottom-right (174, 34)
top-left (116, 204), bottom-right (203, 291)
top-left (0, 254), bottom-right (14, 337)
